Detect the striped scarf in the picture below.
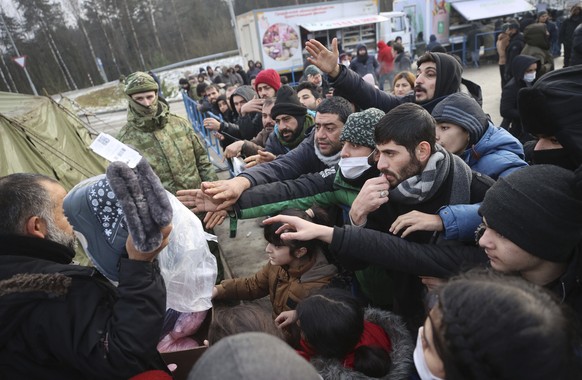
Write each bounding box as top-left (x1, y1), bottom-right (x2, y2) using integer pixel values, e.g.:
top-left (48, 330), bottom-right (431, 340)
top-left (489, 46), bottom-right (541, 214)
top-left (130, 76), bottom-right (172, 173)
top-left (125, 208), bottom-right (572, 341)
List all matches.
top-left (390, 144), bottom-right (472, 205)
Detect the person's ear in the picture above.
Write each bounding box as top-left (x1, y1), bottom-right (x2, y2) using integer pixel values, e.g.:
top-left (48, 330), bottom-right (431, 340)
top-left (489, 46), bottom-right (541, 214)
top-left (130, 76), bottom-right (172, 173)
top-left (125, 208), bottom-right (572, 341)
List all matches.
top-left (25, 215), bottom-right (46, 238)
top-left (416, 141), bottom-right (431, 162)
top-left (294, 247), bottom-right (308, 258)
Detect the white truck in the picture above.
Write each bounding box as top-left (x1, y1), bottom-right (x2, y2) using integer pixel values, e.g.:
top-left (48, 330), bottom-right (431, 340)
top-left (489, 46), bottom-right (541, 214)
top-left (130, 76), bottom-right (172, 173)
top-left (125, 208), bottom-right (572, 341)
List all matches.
top-left (236, 0), bottom-right (411, 75)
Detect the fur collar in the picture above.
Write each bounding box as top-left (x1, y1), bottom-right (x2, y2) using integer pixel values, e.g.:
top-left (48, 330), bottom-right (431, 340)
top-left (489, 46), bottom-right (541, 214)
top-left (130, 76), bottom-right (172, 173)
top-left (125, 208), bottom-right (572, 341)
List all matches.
top-left (310, 307), bottom-right (414, 379)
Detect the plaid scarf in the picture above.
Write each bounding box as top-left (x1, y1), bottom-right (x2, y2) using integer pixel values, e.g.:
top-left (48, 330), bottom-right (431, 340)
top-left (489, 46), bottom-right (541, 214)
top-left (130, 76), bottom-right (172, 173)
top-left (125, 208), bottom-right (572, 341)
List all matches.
top-left (390, 144), bottom-right (472, 205)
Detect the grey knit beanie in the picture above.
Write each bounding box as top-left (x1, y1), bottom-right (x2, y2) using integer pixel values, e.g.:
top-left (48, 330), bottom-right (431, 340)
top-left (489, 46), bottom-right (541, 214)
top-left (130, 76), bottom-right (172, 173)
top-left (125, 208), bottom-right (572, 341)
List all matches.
top-left (304, 64), bottom-right (322, 77)
top-left (431, 92), bottom-right (488, 146)
top-left (340, 108), bottom-right (385, 149)
top-left (479, 165), bottom-right (582, 262)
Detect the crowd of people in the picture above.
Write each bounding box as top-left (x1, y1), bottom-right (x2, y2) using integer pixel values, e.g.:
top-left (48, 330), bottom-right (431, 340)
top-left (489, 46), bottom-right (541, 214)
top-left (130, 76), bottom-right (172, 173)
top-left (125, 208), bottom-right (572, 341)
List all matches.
top-left (2, 6), bottom-right (582, 379)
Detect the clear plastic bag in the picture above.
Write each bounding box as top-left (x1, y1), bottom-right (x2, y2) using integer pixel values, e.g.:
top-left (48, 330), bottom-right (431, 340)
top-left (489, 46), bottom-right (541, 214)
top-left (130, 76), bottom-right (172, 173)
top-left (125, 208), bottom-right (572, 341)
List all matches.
top-left (158, 193), bottom-right (217, 313)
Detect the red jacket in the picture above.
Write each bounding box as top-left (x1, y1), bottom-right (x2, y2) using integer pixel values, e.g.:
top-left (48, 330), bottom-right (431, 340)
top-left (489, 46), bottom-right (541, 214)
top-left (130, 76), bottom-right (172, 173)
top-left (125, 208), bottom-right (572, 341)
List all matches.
top-left (377, 41), bottom-right (394, 74)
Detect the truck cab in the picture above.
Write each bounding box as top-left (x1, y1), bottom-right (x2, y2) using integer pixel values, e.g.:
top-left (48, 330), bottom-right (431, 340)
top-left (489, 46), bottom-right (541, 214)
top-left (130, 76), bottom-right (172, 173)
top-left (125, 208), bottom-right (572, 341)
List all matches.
top-left (378, 11), bottom-right (413, 53)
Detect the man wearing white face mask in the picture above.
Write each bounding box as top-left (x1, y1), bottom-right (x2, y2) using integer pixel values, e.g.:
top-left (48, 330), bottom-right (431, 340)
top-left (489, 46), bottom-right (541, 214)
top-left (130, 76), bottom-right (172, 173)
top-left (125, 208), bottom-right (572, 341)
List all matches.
top-left (187, 107), bottom-right (385, 222)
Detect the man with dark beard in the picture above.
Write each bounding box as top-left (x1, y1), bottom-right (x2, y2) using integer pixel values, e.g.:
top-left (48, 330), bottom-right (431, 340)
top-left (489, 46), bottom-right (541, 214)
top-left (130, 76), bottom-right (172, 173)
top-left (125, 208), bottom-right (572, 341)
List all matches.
top-left (264, 85), bottom-right (315, 156)
top-left (306, 38), bottom-right (482, 114)
top-left (0, 173), bottom-right (171, 379)
top-left (343, 103), bottom-right (491, 330)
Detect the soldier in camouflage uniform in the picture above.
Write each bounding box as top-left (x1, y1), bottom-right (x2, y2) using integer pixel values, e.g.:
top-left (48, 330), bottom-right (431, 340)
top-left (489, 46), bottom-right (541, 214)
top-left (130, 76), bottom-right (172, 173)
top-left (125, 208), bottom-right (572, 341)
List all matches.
top-left (119, 71), bottom-right (226, 280)
top-left (118, 71), bottom-right (218, 194)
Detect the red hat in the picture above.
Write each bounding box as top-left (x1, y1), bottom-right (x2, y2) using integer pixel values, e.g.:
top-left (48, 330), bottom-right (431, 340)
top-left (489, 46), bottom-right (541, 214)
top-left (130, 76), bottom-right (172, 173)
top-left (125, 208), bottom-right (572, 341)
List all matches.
top-left (254, 69), bottom-right (281, 92)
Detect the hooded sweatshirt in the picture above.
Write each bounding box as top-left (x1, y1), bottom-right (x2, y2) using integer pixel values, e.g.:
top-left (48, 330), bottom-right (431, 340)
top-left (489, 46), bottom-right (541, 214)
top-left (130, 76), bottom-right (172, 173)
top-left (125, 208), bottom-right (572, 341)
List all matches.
top-left (521, 23), bottom-right (554, 75)
top-left (500, 54), bottom-right (540, 141)
top-left (377, 41), bottom-right (394, 75)
top-left (349, 44), bottom-right (379, 80)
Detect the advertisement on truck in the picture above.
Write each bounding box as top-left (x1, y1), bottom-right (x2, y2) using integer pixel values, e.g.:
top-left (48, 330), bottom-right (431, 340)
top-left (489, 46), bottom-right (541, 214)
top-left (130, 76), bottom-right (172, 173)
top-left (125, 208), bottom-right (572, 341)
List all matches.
top-left (237, 0), bottom-right (380, 74)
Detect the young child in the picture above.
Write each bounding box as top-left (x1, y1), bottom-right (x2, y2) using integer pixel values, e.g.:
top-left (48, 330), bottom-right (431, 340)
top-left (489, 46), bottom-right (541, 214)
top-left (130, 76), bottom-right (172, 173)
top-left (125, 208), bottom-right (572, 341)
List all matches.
top-left (212, 208), bottom-right (338, 321)
top-left (295, 288), bottom-right (414, 379)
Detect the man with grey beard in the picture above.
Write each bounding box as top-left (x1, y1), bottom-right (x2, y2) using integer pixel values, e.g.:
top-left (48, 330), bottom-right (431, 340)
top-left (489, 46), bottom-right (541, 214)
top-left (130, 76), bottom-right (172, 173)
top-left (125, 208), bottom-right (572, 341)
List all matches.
top-left (0, 173), bottom-right (172, 379)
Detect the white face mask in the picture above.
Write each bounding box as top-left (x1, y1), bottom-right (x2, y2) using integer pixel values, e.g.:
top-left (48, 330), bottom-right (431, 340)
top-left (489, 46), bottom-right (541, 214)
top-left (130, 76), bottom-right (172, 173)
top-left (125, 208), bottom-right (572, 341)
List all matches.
top-left (523, 72), bottom-right (536, 83)
top-left (413, 327), bottom-right (445, 380)
top-left (338, 156), bottom-right (371, 179)
top-left (341, 60), bottom-right (350, 67)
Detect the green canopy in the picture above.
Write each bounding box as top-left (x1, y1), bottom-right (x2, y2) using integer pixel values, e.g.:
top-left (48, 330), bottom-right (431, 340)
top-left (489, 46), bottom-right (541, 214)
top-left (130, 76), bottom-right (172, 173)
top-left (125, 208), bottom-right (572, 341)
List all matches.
top-left (0, 92), bottom-right (107, 190)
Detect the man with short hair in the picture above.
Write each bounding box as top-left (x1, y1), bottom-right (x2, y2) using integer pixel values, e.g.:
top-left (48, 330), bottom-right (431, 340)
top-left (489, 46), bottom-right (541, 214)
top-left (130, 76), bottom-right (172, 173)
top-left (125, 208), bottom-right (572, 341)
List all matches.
top-left (296, 81), bottom-right (322, 111)
top-left (223, 97), bottom-right (277, 160)
top-left (197, 83), bottom-right (221, 113)
top-left (0, 173), bottom-right (171, 378)
top-left (306, 38), bottom-right (481, 113)
top-left (177, 96), bottom-right (353, 211)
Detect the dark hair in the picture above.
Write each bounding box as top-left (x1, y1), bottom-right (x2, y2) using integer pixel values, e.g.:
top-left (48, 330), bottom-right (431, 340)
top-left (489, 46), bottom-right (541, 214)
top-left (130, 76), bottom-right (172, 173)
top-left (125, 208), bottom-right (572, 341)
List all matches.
top-left (263, 208), bottom-right (329, 257)
top-left (0, 173), bottom-right (58, 234)
top-left (374, 103), bottom-right (436, 154)
top-left (392, 71), bottom-right (415, 90)
top-left (393, 42), bottom-right (405, 54)
top-left (208, 303), bottom-right (284, 345)
top-left (196, 83), bottom-right (207, 97)
top-left (416, 52), bottom-right (438, 67)
top-left (295, 81), bottom-right (322, 99)
top-left (432, 270), bottom-right (581, 380)
top-left (297, 288), bottom-right (392, 377)
top-left (204, 83), bottom-right (220, 93)
top-left (315, 96), bottom-right (353, 123)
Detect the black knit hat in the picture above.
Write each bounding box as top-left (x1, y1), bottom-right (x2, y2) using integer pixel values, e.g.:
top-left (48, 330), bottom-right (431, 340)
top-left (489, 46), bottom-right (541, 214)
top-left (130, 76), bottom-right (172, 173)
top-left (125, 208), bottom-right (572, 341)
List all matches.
top-left (432, 93), bottom-right (488, 146)
top-left (271, 85), bottom-right (307, 119)
top-left (479, 165), bottom-right (582, 262)
top-left (340, 108), bottom-right (385, 149)
top-left (519, 65), bottom-right (582, 165)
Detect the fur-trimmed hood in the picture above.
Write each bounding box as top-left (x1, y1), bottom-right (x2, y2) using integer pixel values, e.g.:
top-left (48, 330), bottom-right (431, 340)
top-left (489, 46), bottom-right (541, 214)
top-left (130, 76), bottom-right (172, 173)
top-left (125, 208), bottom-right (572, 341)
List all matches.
top-left (310, 307), bottom-right (414, 380)
top-left (0, 273), bottom-right (71, 346)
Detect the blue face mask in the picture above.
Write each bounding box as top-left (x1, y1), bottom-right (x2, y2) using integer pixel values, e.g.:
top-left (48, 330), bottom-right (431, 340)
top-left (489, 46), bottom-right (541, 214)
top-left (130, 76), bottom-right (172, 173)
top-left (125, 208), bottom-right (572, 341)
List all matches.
top-left (523, 72), bottom-right (536, 83)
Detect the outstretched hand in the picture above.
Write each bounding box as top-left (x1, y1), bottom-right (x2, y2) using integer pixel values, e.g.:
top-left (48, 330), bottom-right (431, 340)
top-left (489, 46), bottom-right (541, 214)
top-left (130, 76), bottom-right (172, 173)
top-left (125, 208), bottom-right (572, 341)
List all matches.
top-left (203, 210), bottom-right (228, 230)
top-left (244, 149), bottom-right (276, 168)
top-left (305, 38), bottom-right (341, 78)
top-left (275, 310), bottom-right (298, 329)
top-left (200, 177), bottom-right (251, 211)
top-left (390, 210), bottom-right (443, 238)
top-left (262, 214), bottom-right (334, 244)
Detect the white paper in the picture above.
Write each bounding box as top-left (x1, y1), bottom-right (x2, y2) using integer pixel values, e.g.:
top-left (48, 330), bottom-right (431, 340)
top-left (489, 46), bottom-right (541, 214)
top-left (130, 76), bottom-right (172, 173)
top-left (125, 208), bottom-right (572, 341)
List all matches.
top-left (90, 133), bottom-right (142, 168)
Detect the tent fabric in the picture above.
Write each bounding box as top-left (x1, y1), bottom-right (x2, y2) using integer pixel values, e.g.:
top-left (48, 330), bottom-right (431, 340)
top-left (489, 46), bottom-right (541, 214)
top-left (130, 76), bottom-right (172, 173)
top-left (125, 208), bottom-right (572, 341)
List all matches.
top-left (0, 92), bottom-right (107, 190)
top-left (451, 0), bottom-right (535, 22)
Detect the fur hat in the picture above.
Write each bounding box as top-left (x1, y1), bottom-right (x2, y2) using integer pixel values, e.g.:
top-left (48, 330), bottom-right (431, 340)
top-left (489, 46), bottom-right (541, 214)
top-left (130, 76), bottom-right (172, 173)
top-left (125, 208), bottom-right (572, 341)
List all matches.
top-left (303, 65), bottom-right (322, 77)
top-left (64, 159), bottom-right (173, 281)
top-left (125, 71), bottom-right (159, 96)
top-left (270, 85), bottom-right (307, 119)
top-left (479, 165), bottom-right (582, 262)
top-left (431, 92), bottom-right (488, 146)
top-left (254, 69), bottom-right (281, 92)
top-left (519, 65), bottom-right (582, 165)
top-left (340, 108), bottom-right (385, 149)
top-left (188, 332), bottom-right (321, 380)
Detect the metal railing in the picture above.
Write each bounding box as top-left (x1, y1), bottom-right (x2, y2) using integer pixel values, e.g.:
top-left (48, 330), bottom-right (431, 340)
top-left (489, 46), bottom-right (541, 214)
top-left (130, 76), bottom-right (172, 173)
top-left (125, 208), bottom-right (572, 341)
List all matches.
top-left (181, 92), bottom-right (234, 176)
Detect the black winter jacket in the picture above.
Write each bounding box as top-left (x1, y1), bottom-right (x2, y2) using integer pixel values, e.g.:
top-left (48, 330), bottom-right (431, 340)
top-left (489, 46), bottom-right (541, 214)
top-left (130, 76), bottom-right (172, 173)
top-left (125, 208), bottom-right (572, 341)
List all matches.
top-left (504, 33), bottom-right (526, 81)
top-left (331, 53), bottom-right (482, 114)
top-left (239, 132), bottom-right (339, 187)
top-left (0, 235), bottom-right (168, 379)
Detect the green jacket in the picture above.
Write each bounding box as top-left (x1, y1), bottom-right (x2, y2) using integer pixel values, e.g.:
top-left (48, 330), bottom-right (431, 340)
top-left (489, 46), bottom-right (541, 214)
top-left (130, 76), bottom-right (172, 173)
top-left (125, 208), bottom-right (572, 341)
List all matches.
top-left (118, 102), bottom-right (217, 194)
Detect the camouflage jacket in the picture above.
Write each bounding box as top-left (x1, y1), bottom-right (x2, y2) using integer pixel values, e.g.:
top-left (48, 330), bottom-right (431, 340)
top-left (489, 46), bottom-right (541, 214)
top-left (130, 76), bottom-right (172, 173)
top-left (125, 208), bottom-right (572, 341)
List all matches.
top-left (118, 102), bottom-right (217, 194)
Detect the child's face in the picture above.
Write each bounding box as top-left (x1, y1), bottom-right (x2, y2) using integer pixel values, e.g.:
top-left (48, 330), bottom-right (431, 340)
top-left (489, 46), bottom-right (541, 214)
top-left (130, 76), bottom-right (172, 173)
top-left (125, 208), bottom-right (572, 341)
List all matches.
top-left (218, 100), bottom-right (229, 114)
top-left (265, 242), bottom-right (294, 266)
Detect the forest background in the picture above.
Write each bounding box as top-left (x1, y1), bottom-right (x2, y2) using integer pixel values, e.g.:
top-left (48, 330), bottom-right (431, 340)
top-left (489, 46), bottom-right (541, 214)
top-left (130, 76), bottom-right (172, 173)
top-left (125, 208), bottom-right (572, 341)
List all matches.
top-left (0, 0), bottom-right (393, 95)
